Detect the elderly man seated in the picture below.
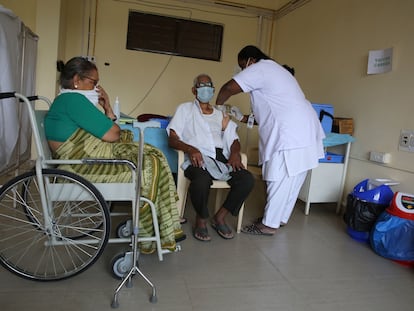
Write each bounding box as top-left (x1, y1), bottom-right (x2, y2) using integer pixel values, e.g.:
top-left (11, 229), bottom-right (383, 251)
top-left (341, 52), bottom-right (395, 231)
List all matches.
top-left (167, 73), bottom-right (254, 242)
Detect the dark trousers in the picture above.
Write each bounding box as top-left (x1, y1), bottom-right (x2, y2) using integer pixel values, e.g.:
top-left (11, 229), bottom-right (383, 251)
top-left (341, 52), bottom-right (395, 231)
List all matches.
top-left (184, 165), bottom-right (254, 219)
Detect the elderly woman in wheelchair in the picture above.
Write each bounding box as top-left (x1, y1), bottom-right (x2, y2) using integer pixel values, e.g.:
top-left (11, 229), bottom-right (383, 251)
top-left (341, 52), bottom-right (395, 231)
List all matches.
top-left (44, 56), bottom-right (184, 254)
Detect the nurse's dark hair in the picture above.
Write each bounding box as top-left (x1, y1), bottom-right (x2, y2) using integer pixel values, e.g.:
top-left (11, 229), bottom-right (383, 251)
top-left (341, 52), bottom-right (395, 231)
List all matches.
top-left (238, 45), bottom-right (271, 62)
top-left (282, 64), bottom-right (295, 76)
top-left (56, 57), bottom-right (97, 89)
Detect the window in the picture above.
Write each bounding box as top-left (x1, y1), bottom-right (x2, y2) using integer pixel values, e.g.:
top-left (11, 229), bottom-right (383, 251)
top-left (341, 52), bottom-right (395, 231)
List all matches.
top-left (126, 11), bottom-right (223, 61)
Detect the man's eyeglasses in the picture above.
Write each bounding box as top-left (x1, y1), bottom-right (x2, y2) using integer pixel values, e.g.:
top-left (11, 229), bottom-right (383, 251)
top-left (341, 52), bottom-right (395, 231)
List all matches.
top-left (83, 76), bottom-right (99, 86)
top-left (196, 82), bottom-right (214, 88)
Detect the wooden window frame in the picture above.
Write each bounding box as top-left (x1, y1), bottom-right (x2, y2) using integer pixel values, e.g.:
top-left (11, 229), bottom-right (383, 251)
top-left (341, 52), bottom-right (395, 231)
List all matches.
top-left (126, 11), bottom-right (223, 61)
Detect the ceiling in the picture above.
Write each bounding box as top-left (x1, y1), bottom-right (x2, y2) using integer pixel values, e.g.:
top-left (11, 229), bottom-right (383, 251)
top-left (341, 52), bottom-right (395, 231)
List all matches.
top-left (211, 0), bottom-right (294, 11)
top-left (178, 0), bottom-right (311, 18)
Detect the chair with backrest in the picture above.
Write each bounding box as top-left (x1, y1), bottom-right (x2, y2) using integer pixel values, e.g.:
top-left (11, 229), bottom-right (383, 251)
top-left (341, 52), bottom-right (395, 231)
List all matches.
top-left (175, 150), bottom-right (247, 233)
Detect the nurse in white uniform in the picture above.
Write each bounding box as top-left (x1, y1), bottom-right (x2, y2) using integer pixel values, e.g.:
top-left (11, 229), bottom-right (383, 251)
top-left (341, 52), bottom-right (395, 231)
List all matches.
top-left (216, 45), bottom-right (325, 235)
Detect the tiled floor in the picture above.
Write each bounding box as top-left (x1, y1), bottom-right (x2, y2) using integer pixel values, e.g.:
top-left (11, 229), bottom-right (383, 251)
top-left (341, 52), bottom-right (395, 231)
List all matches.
top-left (0, 175), bottom-right (413, 311)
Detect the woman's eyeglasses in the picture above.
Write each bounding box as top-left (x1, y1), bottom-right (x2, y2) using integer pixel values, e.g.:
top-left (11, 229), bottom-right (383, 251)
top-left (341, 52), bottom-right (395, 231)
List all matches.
top-left (83, 76), bottom-right (99, 86)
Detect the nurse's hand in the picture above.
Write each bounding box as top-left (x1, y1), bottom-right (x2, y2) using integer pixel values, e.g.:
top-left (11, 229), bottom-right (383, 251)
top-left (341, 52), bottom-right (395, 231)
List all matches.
top-left (227, 152), bottom-right (244, 171)
top-left (229, 106), bottom-right (244, 121)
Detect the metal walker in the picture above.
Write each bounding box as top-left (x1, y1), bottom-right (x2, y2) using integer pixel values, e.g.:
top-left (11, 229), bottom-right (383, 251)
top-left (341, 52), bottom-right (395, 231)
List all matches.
top-left (111, 120), bottom-right (159, 307)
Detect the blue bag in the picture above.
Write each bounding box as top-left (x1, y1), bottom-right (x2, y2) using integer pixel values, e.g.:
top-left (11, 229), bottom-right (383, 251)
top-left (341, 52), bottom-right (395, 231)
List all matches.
top-left (370, 192), bottom-right (414, 261)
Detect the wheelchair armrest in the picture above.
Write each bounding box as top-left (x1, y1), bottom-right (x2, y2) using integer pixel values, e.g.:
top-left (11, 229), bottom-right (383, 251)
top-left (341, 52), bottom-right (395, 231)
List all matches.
top-left (82, 158), bottom-right (137, 170)
top-left (43, 158), bottom-right (137, 172)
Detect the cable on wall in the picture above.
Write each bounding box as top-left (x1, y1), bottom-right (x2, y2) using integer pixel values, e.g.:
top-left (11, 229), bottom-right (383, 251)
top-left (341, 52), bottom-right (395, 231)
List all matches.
top-left (112, 0), bottom-right (312, 114)
top-left (114, 0), bottom-right (260, 116)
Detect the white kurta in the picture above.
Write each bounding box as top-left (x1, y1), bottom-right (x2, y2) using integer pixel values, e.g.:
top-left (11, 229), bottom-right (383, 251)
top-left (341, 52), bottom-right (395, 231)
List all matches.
top-left (166, 100), bottom-right (239, 159)
top-left (233, 59), bottom-right (325, 228)
top-left (233, 59), bottom-right (325, 174)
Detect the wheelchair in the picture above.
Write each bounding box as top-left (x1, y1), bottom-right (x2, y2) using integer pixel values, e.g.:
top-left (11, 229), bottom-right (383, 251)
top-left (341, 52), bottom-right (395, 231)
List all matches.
top-left (0, 92), bottom-right (175, 306)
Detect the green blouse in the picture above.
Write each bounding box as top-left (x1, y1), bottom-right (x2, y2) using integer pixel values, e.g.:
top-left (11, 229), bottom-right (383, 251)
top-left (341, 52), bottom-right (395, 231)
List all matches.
top-left (45, 92), bottom-right (113, 142)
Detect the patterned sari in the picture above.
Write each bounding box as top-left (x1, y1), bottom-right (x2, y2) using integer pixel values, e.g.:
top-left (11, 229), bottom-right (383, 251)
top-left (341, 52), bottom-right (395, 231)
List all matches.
top-left (53, 129), bottom-right (184, 254)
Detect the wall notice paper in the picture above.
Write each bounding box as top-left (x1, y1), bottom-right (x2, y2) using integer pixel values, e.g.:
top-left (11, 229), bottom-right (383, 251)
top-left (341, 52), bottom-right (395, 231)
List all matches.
top-left (367, 47), bottom-right (393, 74)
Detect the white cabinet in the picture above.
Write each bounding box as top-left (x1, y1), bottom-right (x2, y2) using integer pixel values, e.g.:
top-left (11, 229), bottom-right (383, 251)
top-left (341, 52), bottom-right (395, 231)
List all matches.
top-left (298, 141), bottom-right (352, 215)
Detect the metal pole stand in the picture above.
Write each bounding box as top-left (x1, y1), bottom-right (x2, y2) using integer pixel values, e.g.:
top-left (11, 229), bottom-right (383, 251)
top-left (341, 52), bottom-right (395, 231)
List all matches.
top-left (111, 121), bottom-right (161, 308)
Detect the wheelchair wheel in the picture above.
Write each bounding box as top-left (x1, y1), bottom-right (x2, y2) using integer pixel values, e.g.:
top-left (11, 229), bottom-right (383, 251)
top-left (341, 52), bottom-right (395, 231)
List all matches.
top-left (0, 169), bottom-right (110, 281)
top-left (21, 173), bottom-right (109, 240)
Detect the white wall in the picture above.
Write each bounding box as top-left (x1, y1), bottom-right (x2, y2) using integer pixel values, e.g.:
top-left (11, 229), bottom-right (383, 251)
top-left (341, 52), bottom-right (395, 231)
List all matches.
top-left (35, 0), bottom-right (61, 100)
top-left (62, 0), bottom-right (268, 116)
top-left (0, 0), bottom-right (36, 29)
top-left (61, 0), bottom-right (270, 158)
top-left (273, 0), bottom-right (414, 198)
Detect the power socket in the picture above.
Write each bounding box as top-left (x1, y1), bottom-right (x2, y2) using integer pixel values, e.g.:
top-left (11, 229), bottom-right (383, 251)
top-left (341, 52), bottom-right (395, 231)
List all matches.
top-left (369, 151), bottom-right (391, 163)
top-left (399, 129), bottom-right (414, 152)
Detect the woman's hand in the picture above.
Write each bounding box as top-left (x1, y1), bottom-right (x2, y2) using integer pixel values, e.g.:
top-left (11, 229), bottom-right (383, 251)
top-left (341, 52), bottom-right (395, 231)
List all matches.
top-left (97, 86), bottom-right (116, 120)
top-left (97, 86), bottom-right (110, 108)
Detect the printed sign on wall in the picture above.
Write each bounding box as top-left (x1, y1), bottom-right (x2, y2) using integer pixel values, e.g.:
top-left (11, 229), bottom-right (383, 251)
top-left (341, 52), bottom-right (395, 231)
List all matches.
top-left (367, 47), bottom-right (393, 75)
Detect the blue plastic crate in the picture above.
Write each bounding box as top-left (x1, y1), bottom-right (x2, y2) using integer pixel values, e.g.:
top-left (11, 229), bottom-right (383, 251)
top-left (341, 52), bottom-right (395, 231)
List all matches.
top-left (319, 152), bottom-right (344, 163)
top-left (312, 103), bottom-right (334, 134)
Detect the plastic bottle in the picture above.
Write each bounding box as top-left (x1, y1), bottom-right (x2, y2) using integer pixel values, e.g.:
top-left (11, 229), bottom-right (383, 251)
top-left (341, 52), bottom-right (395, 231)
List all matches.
top-left (113, 96), bottom-right (120, 124)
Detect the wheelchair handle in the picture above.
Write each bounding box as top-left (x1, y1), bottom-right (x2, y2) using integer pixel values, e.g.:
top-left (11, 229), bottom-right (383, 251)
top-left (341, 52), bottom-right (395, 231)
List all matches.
top-left (0, 92), bottom-right (16, 99)
top-left (0, 92), bottom-right (39, 102)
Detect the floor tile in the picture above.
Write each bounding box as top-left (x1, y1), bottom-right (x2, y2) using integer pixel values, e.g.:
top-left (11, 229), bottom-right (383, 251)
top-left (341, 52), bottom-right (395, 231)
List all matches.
top-left (1, 181), bottom-right (413, 311)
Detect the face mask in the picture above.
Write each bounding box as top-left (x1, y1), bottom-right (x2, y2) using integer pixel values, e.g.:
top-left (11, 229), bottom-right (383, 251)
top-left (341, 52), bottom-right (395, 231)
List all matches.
top-left (82, 88), bottom-right (100, 106)
top-left (244, 58), bottom-right (251, 70)
top-left (196, 86), bottom-right (214, 103)
top-left (59, 87), bottom-right (100, 106)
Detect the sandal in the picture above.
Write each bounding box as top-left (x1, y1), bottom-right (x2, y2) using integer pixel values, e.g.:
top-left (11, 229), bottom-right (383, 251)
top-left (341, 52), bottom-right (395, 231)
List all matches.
top-left (241, 223), bottom-right (275, 236)
top-left (175, 233), bottom-right (187, 242)
top-left (256, 217), bottom-right (285, 227)
top-left (211, 222), bottom-right (234, 240)
top-left (192, 227), bottom-right (211, 242)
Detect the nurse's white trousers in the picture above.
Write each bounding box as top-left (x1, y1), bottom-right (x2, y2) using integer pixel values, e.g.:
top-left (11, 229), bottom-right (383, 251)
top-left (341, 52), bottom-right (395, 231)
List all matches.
top-left (262, 170), bottom-right (307, 229)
